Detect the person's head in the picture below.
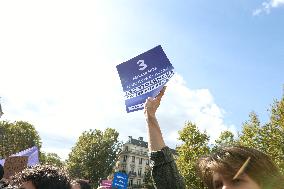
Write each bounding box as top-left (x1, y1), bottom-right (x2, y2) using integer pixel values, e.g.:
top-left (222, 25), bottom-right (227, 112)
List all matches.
top-left (71, 179), bottom-right (91, 189)
top-left (13, 164), bottom-right (71, 189)
top-left (197, 146), bottom-right (284, 189)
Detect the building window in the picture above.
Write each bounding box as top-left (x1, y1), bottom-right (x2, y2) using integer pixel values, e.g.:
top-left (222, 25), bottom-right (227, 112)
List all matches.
top-left (139, 158), bottom-right (143, 164)
top-left (132, 156), bottom-right (135, 163)
top-left (125, 145), bottom-right (128, 151)
top-left (146, 159), bottom-right (149, 165)
top-left (128, 179), bottom-right (133, 187)
top-left (137, 179), bottom-right (141, 186)
top-left (122, 165), bottom-right (126, 171)
top-left (123, 155), bottom-right (127, 162)
top-left (138, 168), bottom-right (142, 176)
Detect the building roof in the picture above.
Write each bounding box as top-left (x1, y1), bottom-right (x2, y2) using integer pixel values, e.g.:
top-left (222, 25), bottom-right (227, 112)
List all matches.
top-left (124, 136), bottom-right (178, 156)
top-left (126, 136), bottom-right (148, 148)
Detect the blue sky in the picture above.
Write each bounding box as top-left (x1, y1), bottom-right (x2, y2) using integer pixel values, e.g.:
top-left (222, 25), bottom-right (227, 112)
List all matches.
top-left (106, 0), bottom-right (284, 125)
top-left (1, 0), bottom-right (283, 159)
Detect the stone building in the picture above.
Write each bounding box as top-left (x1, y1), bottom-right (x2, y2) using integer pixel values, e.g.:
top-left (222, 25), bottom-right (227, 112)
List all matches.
top-left (116, 136), bottom-right (150, 189)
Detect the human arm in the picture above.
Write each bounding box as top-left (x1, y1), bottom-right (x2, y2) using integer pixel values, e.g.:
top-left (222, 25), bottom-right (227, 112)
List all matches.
top-left (144, 87), bottom-right (166, 152)
top-left (144, 87), bottom-right (185, 189)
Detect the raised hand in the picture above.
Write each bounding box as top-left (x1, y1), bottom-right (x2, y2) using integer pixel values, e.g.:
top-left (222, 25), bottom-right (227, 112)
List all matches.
top-left (144, 86), bottom-right (166, 118)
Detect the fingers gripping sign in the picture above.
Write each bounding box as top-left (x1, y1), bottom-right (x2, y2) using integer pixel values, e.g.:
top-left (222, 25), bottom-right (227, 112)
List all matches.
top-left (144, 86), bottom-right (166, 117)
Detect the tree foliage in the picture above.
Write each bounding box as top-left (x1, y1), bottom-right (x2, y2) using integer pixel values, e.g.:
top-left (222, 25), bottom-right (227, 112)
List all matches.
top-left (259, 96), bottom-right (284, 172)
top-left (237, 97), bottom-right (284, 172)
top-left (0, 121), bottom-right (41, 159)
top-left (238, 112), bottom-right (261, 149)
top-left (66, 128), bottom-right (121, 187)
top-left (176, 122), bottom-right (210, 189)
top-left (212, 130), bottom-right (236, 151)
top-left (40, 152), bottom-right (64, 167)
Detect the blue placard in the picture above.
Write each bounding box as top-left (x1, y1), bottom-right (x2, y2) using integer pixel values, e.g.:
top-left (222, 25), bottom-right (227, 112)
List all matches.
top-left (116, 45), bottom-right (174, 113)
top-left (112, 172), bottom-right (128, 189)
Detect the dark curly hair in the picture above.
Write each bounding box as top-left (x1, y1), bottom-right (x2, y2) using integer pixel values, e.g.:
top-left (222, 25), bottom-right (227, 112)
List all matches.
top-left (13, 164), bottom-right (71, 189)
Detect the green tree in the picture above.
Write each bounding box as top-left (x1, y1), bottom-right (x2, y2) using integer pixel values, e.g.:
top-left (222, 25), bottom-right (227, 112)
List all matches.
top-left (213, 130), bottom-right (235, 151)
top-left (0, 120), bottom-right (41, 158)
top-left (176, 122), bottom-right (210, 189)
top-left (260, 95), bottom-right (284, 173)
top-left (238, 112), bottom-right (262, 149)
top-left (270, 94), bottom-right (284, 128)
top-left (237, 95), bottom-right (284, 173)
top-left (66, 128), bottom-right (121, 188)
top-left (211, 130), bottom-right (236, 154)
top-left (40, 152), bottom-right (64, 167)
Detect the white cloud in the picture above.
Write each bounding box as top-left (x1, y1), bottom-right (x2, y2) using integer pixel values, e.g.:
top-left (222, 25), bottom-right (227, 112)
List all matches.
top-left (158, 75), bottom-right (236, 145)
top-left (253, 0), bottom-right (284, 15)
top-left (272, 0), bottom-right (284, 7)
top-left (1, 73), bottom-right (235, 159)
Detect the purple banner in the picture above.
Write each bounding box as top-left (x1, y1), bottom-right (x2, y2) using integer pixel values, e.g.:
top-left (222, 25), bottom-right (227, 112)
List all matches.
top-left (0, 146), bottom-right (39, 166)
top-left (101, 180), bottom-right (112, 189)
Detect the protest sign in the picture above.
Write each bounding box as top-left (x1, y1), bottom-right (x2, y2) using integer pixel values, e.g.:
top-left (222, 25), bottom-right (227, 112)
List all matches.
top-left (3, 156), bottom-right (28, 178)
top-left (100, 180), bottom-right (112, 189)
top-left (112, 172), bottom-right (128, 189)
top-left (117, 45), bottom-right (174, 113)
top-left (0, 146), bottom-right (39, 167)
top-left (12, 146), bottom-right (39, 166)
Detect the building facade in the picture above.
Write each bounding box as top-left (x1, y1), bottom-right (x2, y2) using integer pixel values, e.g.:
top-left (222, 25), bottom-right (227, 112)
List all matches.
top-left (116, 136), bottom-right (150, 189)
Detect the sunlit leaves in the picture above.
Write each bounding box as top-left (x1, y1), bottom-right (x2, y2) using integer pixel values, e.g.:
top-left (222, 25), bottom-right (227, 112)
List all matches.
top-left (66, 128), bottom-right (121, 188)
top-left (0, 121), bottom-right (41, 159)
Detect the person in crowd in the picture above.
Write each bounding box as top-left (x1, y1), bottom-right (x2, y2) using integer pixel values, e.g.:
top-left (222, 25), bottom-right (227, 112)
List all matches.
top-left (0, 164), bottom-right (14, 189)
top-left (13, 164), bottom-right (71, 189)
top-left (144, 86), bottom-right (284, 189)
top-left (0, 164), bottom-right (8, 188)
top-left (198, 146), bottom-right (284, 189)
top-left (0, 164), bottom-right (3, 181)
top-left (96, 175), bottom-right (113, 189)
top-left (71, 179), bottom-right (91, 189)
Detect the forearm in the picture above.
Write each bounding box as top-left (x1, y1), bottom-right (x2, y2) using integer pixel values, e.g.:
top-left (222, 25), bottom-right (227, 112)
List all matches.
top-left (144, 87), bottom-right (185, 188)
top-left (146, 114), bottom-right (166, 152)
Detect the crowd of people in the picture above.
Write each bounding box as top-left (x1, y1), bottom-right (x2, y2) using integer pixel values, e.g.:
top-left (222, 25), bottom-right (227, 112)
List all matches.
top-left (0, 86), bottom-right (283, 189)
top-left (0, 164), bottom-right (91, 189)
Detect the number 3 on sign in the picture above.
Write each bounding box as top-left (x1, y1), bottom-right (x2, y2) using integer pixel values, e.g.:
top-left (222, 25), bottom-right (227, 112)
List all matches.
top-left (137, 60), bottom-right (147, 71)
